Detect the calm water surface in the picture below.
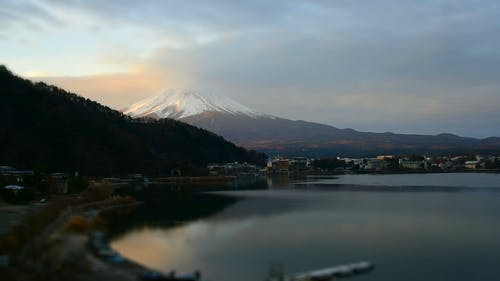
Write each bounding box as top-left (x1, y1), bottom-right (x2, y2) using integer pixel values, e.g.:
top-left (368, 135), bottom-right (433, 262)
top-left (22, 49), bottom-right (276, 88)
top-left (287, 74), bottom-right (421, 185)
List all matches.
top-left (304, 173), bottom-right (500, 188)
top-left (110, 173), bottom-right (500, 281)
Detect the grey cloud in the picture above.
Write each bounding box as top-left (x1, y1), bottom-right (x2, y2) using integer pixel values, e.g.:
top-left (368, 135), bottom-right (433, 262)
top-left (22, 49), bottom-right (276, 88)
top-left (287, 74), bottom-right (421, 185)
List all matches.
top-left (0, 0), bottom-right (62, 32)
top-left (39, 0), bottom-right (294, 35)
top-left (143, 15), bottom-right (500, 136)
top-left (6, 0), bottom-right (500, 137)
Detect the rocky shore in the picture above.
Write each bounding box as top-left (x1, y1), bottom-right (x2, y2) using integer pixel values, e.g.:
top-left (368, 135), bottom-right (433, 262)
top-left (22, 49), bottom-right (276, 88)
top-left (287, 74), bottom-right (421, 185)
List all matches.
top-left (0, 197), bottom-right (153, 281)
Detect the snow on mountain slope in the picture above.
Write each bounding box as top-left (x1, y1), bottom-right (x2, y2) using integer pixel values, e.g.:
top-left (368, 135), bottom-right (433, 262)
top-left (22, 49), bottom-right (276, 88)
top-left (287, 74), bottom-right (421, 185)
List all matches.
top-left (121, 89), bottom-right (500, 157)
top-left (123, 90), bottom-right (260, 119)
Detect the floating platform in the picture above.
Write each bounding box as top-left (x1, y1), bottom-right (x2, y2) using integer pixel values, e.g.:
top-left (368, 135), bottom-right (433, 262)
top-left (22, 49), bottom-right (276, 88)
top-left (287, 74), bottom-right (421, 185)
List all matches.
top-left (290, 261), bottom-right (374, 280)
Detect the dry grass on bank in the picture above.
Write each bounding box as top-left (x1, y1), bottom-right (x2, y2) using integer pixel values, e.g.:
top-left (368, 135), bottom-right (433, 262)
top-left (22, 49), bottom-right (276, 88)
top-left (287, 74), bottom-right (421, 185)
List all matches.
top-left (63, 215), bottom-right (108, 233)
top-left (0, 181), bottom-right (135, 255)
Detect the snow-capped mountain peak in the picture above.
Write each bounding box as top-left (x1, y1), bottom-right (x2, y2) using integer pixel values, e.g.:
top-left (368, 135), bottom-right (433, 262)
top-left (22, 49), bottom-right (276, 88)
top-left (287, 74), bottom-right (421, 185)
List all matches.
top-left (123, 90), bottom-right (260, 119)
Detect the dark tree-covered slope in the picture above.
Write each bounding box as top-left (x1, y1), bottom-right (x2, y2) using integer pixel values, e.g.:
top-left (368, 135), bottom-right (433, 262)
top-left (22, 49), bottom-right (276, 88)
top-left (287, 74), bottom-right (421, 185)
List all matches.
top-left (0, 66), bottom-right (265, 175)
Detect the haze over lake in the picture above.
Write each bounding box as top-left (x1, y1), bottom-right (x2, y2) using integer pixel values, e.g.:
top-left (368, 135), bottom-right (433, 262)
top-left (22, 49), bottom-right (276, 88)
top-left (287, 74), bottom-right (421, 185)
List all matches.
top-left (110, 173), bottom-right (500, 281)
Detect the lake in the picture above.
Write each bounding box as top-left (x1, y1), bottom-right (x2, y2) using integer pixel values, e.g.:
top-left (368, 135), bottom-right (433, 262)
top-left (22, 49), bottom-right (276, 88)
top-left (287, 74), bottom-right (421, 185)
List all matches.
top-left (110, 173), bottom-right (500, 281)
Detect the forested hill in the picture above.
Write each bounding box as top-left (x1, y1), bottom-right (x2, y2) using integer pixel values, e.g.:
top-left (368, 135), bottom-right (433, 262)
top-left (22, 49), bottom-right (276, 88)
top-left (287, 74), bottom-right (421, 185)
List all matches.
top-left (0, 66), bottom-right (265, 175)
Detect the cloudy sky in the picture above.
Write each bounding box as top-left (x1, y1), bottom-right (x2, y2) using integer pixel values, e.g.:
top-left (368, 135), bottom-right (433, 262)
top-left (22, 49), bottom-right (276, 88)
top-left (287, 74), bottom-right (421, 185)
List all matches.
top-left (1, 0), bottom-right (499, 137)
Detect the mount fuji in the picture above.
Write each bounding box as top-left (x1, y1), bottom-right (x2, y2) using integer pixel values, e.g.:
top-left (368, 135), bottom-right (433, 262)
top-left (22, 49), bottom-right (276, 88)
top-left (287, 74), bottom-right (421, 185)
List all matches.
top-left (124, 90), bottom-right (500, 157)
top-left (123, 90), bottom-right (260, 119)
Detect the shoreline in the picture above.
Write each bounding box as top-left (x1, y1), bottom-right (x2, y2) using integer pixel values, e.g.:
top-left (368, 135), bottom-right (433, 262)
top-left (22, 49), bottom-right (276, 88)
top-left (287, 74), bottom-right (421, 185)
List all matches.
top-left (1, 197), bottom-right (156, 281)
top-left (2, 172), bottom-right (499, 280)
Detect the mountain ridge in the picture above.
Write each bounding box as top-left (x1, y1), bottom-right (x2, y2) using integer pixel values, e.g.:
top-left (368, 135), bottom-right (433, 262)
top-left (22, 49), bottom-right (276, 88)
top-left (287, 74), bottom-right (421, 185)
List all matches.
top-left (125, 91), bottom-right (500, 157)
top-left (0, 66), bottom-right (265, 175)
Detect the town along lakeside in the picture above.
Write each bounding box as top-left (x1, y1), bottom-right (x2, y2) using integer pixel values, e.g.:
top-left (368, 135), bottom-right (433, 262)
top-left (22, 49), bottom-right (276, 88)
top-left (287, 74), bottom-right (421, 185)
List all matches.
top-left (2, 152), bottom-right (500, 208)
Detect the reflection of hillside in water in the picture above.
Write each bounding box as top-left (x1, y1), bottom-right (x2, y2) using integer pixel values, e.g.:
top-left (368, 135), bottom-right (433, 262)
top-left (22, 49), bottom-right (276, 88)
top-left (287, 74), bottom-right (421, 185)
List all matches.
top-left (105, 192), bottom-right (240, 240)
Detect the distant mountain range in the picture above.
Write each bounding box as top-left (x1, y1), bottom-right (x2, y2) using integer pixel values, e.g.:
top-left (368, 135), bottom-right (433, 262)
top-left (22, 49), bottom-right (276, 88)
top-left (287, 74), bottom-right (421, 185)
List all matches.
top-left (0, 66), bottom-right (265, 175)
top-left (124, 91), bottom-right (500, 157)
